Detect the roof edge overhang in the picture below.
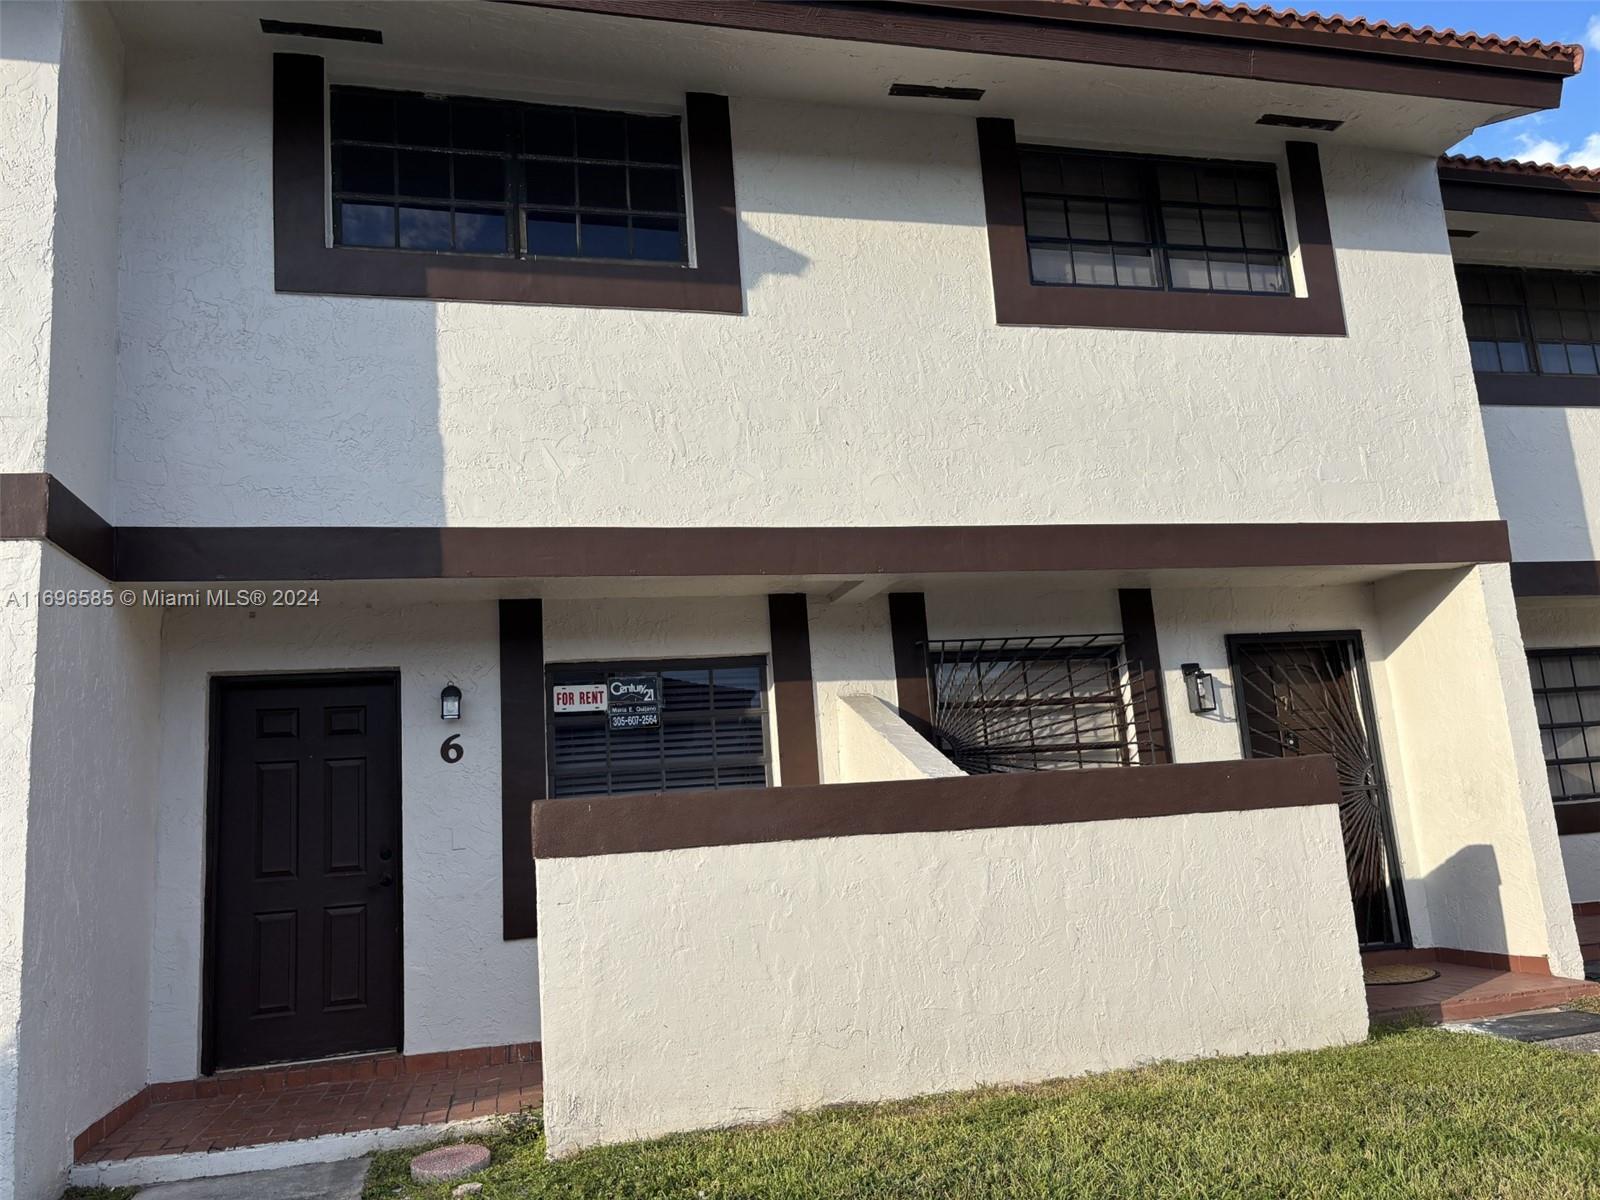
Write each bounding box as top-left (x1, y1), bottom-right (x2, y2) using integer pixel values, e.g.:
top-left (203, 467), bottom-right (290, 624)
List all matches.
top-left (1439, 157), bottom-right (1600, 223)
top-left (502, 0), bottom-right (1575, 110)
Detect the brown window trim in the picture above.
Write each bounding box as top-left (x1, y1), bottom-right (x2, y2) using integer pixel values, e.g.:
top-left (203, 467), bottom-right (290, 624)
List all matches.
top-left (273, 54), bottom-right (743, 313)
top-left (1476, 372), bottom-right (1600, 407)
top-left (976, 119), bottom-right (1345, 335)
top-left (1512, 561), bottom-right (1600, 598)
top-left (500, 598), bottom-right (545, 940)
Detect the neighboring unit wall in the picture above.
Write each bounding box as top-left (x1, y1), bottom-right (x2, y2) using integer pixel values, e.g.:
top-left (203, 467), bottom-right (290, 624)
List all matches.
top-left (1482, 407), bottom-right (1600, 563)
top-left (113, 50), bottom-right (1499, 531)
top-left (1519, 598), bottom-right (1600, 903)
top-left (15, 546), bottom-right (160, 1200)
top-left (536, 784), bottom-right (1367, 1156)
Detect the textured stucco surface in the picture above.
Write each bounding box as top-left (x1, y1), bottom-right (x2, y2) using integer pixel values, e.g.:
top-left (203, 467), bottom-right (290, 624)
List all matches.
top-left (148, 596), bottom-right (537, 1082)
top-left (15, 545), bottom-right (160, 1200)
top-left (1375, 566), bottom-right (1581, 977)
top-left (536, 804), bottom-right (1369, 1156)
top-left (1518, 598), bottom-right (1600, 904)
top-left (1483, 407), bottom-right (1600, 564)
top-left (112, 51), bottom-right (1499, 529)
top-left (836, 693), bottom-right (961, 782)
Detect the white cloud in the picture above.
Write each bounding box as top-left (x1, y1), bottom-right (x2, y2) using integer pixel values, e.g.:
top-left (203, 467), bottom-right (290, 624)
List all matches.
top-left (1586, 14), bottom-right (1600, 52)
top-left (1576, 133), bottom-right (1600, 168)
top-left (1509, 131), bottom-right (1600, 167)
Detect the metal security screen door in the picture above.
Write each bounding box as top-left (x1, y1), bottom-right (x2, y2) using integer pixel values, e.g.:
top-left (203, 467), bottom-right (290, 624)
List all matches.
top-left (1229, 634), bottom-right (1409, 949)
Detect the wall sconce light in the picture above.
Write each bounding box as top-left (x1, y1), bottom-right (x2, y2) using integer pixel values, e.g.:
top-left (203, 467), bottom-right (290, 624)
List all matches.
top-left (1181, 664), bottom-right (1218, 714)
top-left (440, 683), bottom-right (462, 721)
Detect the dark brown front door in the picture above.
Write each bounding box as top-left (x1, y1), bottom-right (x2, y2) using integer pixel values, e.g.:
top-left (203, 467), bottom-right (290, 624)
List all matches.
top-left (1229, 634), bottom-right (1409, 950)
top-left (209, 674), bottom-right (402, 1070)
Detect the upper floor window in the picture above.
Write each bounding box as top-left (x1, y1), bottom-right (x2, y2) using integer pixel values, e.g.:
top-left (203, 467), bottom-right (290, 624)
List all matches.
top-left (329, 85), bottom-right (687, 264)
top-left (1018, 148), bottom-right (1291, 296)
top-left (1528, 648), bottom-right (1600, 834)
top-left (1459, 266), bottom-right (1600, 376)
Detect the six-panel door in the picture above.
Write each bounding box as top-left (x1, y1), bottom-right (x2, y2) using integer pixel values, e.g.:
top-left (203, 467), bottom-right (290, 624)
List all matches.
top-left (211, 675), bottom-right (402, 1069)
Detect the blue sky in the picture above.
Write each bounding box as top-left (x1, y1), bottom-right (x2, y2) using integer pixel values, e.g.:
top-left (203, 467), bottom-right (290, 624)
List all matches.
top-left (1321, 1), bottom-right (1599, 165)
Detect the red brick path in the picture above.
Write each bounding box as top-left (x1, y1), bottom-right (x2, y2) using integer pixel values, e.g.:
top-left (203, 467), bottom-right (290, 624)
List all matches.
top-left (1366, 962), bottom-right (1599, 1023)
top-left (77, 1059), bottom-right (542, 1163)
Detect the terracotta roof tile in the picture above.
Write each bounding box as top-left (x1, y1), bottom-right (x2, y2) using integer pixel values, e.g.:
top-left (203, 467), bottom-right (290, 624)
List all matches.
top-left (1042, 0), bottom-right (1583, 67)
top-left (1440, 154), bottom-right (1600, 184)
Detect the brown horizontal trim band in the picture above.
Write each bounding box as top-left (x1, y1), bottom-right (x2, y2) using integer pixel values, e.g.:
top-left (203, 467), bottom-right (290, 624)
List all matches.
top-left (512, 1), bottom-right (1567, 108)
top-left (3, 475), bottom-right (1513, 582)
top-left (273, 54), bottom-right (743, 313)
top-left (0, 472), bottom-right (115, 578)
top-left (114, 520), bottom-right (1512, 581)
top-left (1440, 177), bottom-right (1600, 223)
top-left (976, 121), bottom-right (1345, 335)
top-left (1512, 561), bottom-right (1600, 598)
top-left (1475, 372), bottom-right (1600, 407)
top-left (532, 753), bottom-right (1340, 857)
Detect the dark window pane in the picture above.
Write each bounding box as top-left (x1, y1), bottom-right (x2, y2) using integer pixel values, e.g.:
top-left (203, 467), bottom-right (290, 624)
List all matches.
top-left (1197, 167), bottom-right (1236, 204)
top-left (628, 166), bottom-right (680, 213)
top-left (452, 102), bottom-right (508, 151)
top-left (1099, 161), bottom-right (1141, 199)
top-left (1029, 247), bottom-right (1073, 285)
top-left (1020, 152), bottom-right (1060, 191)
top-left (1162, 205), bottom-right (1203, 245)
top-left (398, 206), bottom-right (452, 251)
top-left (1066, 199), bottom-right (1109, 242)
top-left (578, 164), bottom-right (627, 208)
top-left (397, 150), bottom-right (450, 199)
top-left (1538, 343), bottom-right (1571, 374)
top-left (1201, 208), bottom-right (1244, 248)
top-left (579, 212), bottom-right (629, 258)
top-left (525, 109), bottom-right (575, 157)
top-left (1241, 209), bottom-right (1284, 250)
top-left (337, 203), bottom-right (394, 247)
top-left (1569, 344), bottom-right (1598, 374)
top-left (1562, 309), bottom-right (1591, 340)
top-left (1529, 307), bottom-right (1563, 339)
top-left (712, 667), bottom-right (762, 709)
top-left (1107, 202), bottom-right (1147, 242)
top-left (663, 670), bottom-right (712, 710)
top-left (455, 208), bottom-right (507, 254)
top-left (1235, 171), bottom-right (1275, 206)
top-left (395, 95), bottom-right (450, 147)
top-left (1061, 157), bottom-right (1102, 195)
top-left (1247, 255), bottom-right (1289, 294)
top-left (1208, 252), bottom-right (1251, 291)
top-left (331, 91), bottom-right (392, 142)
top-left (525, 161), bottom-right (576, 207)
top-left (334, 146), bottom-right (394, 195)
top-left (1157, 164), bottom-right (1199, 202)
top-left (1024, 196), bottom-right (1069, 238)
top-left (575, 111), bottom-right (627, 159)
top-left (628, 115), bottom-right (681, 164)
top-left (452, 155), bottom-right (505, 202)
top-left (1498, 341), bottom-right (1531, 372)
top-left (1469, 341), bottom-right (1501, 372)
top-left (526, 210), bottom-right (577, 256)
top-left (631, 216), bottom-right (684, 262)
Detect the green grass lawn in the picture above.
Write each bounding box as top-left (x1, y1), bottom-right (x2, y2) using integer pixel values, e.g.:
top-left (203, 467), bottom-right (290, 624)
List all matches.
top-left (357, 1024), bottom-right (1600, 1200)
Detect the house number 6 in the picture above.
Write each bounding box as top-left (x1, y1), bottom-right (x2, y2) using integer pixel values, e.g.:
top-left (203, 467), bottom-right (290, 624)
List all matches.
top-left (440, 734), bottom-right (464, 764)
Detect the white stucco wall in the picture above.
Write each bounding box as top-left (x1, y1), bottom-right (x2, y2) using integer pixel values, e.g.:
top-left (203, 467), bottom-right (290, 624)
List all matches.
top-left (1518, 597), bottom-right (1600, 904)
top-left (112, 48), bottom-right (1497, 530)
top-left (536, 802), bottom-right (1368, 1156)
top-left (1483, 407), bottom-right (1600, 563)
top-left (836, 694), bottom-right (961, 782)
top-left (14, 545), bottom-right (160, 1200)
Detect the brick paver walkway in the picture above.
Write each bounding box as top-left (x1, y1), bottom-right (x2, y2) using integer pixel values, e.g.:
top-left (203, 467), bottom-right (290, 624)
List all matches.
top-left (78, 1060), bottom-right (542, 1162)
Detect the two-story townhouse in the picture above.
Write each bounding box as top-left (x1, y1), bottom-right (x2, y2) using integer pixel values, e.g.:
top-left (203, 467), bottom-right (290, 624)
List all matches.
top-left (3, 0), bottom-right (1597, 1189)
top-left (1440, 156), bottom-right (1600, 953)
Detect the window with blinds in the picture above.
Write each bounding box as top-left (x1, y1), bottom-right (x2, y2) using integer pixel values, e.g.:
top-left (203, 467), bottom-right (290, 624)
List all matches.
top-left (1528, 648), bottom-right (1600, 809)
top-left (546, 658), bottom-right (770, 797)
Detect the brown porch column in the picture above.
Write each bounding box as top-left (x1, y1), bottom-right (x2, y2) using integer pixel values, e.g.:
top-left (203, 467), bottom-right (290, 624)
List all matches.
top-left (767, 594), bottom-right (821, 786)
top-left (1118, 588), bottom-right (1172, 765)
top-left (888, 592), bottom-right (934, 739)
top-left (500, 598), bottom-right (545, 939)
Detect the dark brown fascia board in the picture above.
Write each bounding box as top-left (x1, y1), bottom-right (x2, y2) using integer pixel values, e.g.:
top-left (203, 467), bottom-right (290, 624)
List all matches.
top-left (273, 54), bottom-right (743, 313)
top-left (0, 472), bottom-right (115, 578)
top-left (1475, 373), bottom-right (1600, 408)
top-left (509, 1), bottom-right (1567, 109)
top-left (1439, 174), bottom-right (1600, 223)
top-left (532, 751), bottom-right (1340, 857)
top-left (977, 122), bottom-right (1344, 335)
top-left (3, 473), bottom-right (1513, 583)
top-left (1512, 561), bottom-right (1600, 598)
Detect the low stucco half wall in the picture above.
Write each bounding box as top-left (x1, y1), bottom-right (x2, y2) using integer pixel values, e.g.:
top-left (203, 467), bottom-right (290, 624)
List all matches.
top-left (533, 759), bottom-right (1366, 1157)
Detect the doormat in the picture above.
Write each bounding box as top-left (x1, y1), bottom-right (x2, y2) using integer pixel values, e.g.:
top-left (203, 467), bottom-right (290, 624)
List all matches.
top-left (1363, 964), bottom-right (1440, 986)
top-left (1461, 1010), bottom-right (1600, 1042)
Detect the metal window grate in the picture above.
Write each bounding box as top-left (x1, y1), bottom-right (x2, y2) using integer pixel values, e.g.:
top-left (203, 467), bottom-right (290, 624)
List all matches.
top-left (925, 635), bottom-right (1159, 773)
top-left (1529, 649), bottom-right (1600, 805)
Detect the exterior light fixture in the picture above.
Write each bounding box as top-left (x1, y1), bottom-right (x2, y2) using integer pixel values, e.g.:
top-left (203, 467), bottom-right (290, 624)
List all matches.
top-left (1181, 664), bottom-right (1218, 714)
top-left (440, 683), bottom-right (462, 721)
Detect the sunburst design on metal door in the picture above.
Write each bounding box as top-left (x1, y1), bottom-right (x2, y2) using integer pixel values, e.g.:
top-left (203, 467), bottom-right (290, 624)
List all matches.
top-left (1231, 637), bottom-right (1406, 948)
